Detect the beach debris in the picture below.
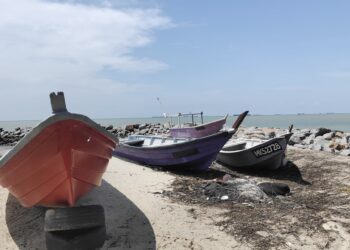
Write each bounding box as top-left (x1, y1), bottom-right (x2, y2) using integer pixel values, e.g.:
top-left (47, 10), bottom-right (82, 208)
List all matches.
top-left (220, 195), bottom-right (229, 200)
top-left (257, 182), bottom-right (290, 196)
top-left (203, 174), bottom-right (268, 203)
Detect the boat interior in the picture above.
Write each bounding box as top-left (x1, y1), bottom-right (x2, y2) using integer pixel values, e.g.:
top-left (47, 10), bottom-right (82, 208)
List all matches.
top-left (221, 139), bottom-right (269, 152)
top-left (123, 135), bottom-right (190, 147)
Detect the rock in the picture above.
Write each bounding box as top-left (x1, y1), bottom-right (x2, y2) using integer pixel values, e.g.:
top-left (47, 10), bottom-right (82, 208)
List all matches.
top-left (163, 123), bottom-right (171, 129)
top-left (329, 142), bottom-right (346, 151)
top-left (124, 124), bottom-right (134, 132)
top-left (118, 131), bottom-right (126, 137)
top-left (14, 129), bottom-right (22, 135)
top-left (139, 123), bottom-right (148, 130)
top-left (289, 129), bottom-right (312, 145)
top-left (314, 128), bottom-right (332, 137)
top-left (289, 134), bottom-right (302, 145)
top-left (300, 129), bottom-right (311, 136)
top-left (335, 131), bottom-right (344, 138)
top-left (244, 127), bottom-right (259, 135)
top-left (261, 128), bottom-right (276, 138)
top-left (258, 182), bottom-right (290, 196)
top-left (312, 144), bottom-right (324, 151)
top-left (304, 134), bottom-right (315, 145)
top-left (139, 129), bottom-right (149, 135)
top-left (345, 134), bottom-right (350, 144)
top-left (323, 132), bottom-right (334, 140)
top-left (340, 150), bottom-right (350, 156)
top-left (105, 125), bottom-right (113, 130)
top-left (293, 144), bottom-right (307, 149)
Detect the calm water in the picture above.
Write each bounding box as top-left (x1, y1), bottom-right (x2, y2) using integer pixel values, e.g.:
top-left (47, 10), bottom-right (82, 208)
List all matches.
top-left (0, 114), bottom-right (349, 132)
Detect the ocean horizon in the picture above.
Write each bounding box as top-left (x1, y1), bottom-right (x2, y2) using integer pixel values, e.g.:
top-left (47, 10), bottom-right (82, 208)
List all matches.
top-left (0, 113), bottom-right (349, 132)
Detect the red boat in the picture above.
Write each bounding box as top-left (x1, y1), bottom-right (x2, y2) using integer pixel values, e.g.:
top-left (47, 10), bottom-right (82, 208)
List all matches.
top-left (0, 92), bottom-right (117, 207)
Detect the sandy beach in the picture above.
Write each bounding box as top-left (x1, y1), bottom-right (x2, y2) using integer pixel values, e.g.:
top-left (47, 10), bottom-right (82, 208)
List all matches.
top-left (0, 144), bottom-right (350, 249)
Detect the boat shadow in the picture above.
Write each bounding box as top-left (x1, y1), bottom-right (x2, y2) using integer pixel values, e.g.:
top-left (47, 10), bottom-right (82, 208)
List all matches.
top-left (5, 180), bottom-right (156, 250)
top-left (214, 160), bottom-right (311, 185)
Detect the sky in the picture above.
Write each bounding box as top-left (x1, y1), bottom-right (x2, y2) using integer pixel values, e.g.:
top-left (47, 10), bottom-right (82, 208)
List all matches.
top-left (0, 0), bottom-right (350, 120)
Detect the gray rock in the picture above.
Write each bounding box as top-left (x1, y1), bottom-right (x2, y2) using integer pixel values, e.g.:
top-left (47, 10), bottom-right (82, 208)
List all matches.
top-left (312, 144), bottom-right (323, 151)
top-left (314, 128), bottom-right (332, 137)
top-left (293, 144), bottom-right (307, 149)
top-left (289, 134), bottom-right (302, 145)
top-left (345, 134), bottom-right (350, 144)
top-left (163, 123), bottom-right (171, 129)
top-left (105, 125), bottom-right (113, 130)
top-left (304, 134), bottom-right (315, 145)
top-left (139, 123), bottom-right (148, 130)
top-left (300, 129), bottom-right (311, 136)
top-left (340, 150), bottom-right (350, 156)
top-left (265, 131), bottom-right (276, 138)
top-left (335, 131), bottom-right (344, 138)
top-left (124, 124), bottom-right (134, 131)
top-left (323, 132), bottom-right (334, 140)
top-left (140, 129), bottom-right (149, 135)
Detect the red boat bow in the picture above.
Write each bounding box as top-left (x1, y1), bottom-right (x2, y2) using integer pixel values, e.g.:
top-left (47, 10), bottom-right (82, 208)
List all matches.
top-left (0, 92), bottom-right (117, 207)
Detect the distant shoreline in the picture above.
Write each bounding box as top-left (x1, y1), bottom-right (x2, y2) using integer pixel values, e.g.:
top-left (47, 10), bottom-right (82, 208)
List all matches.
top-left (1, 113), bottom-right (350, 132)
top-left (1, 112), bottom-right (350, 122)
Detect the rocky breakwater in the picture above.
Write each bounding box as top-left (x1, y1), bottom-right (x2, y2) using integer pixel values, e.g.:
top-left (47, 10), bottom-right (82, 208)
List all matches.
top-left (0, 127), bottom-right (30, 146)
top-left (0, 123), bottom-right (171, 146)
top-left (289, 128), bottom-right (350, 156)
top-left (2, 124), bottom-right (350, 157)
top-left (233, 126), bottom-right (350, 156)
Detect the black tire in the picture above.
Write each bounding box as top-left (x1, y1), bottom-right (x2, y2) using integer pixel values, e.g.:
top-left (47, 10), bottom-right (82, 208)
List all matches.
top-left (45, 225), bottom-right (106, 250)
top-left (258, 182), bottom-right (290, 196)
top-left (45, 205), bottom-right (105, 232)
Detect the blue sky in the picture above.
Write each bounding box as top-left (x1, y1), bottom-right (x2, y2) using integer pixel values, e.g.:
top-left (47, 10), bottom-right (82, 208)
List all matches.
top-left (0, 0), bottom-right (349, 120)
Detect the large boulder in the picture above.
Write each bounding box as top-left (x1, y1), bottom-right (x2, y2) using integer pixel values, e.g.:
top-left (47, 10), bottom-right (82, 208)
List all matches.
top-left (323, 132), bottom-right (334, 140)
top-left (314, 128), bottom-right (332, 137)
top-left (340, 150), bottom-right (350, 156)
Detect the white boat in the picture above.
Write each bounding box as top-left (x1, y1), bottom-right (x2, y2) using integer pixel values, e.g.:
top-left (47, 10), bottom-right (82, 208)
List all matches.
top-left (217, 132), bottom-right (293, 170)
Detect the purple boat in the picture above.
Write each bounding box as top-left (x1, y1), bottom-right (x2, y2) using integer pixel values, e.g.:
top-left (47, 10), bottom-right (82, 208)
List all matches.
top-left (169, 113), bottom-right (228, 138)
top-left (113, 111), bottom-right (248, 171)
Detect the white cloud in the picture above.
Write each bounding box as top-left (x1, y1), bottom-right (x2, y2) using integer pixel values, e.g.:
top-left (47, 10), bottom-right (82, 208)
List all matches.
top-left (0, 0), bottom-right (171, 119)
top-left (0, 0), bottom-right (170, 88)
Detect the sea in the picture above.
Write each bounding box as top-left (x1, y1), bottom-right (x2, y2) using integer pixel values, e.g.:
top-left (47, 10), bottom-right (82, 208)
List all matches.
top-left (0, 114), bottom-right (350, 132)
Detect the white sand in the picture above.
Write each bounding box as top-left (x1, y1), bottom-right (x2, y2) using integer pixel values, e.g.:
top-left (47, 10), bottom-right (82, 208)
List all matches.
top-left (0, 155), bottom-right (246, 250)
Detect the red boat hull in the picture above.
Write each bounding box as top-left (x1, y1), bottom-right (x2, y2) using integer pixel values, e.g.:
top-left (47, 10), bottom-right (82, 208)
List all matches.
top-left (0, 119), bottom-right (116, 207)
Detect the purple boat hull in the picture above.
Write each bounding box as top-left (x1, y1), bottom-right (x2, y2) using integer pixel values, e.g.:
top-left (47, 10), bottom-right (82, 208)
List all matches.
top-left (113, 131), bottom-right (233, 171)
top-left (169, 116), bottom-right (227, 138)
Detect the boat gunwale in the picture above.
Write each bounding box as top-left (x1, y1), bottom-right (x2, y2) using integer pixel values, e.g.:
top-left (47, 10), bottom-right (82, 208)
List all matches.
top-left (118, 129), bottom-right (235, 151)
top-left (169, 115), bottom-right (228, 130)
top-left (219, 133), bottom-right (291, 155)
top-left (0, 112), bottom-right (118, 168)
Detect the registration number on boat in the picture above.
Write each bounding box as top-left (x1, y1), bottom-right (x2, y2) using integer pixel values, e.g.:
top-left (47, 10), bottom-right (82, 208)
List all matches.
top-left (253, 142), bottom-right (282, 158)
